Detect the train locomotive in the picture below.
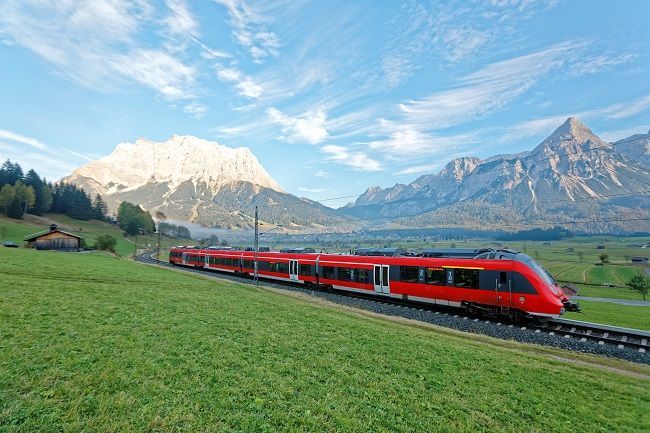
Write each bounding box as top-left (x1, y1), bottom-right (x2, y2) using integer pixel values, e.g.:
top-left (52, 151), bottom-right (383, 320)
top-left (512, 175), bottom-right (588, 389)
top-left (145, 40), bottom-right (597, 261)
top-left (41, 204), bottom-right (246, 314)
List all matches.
top-left (169, 246), bottom-right (580, 320)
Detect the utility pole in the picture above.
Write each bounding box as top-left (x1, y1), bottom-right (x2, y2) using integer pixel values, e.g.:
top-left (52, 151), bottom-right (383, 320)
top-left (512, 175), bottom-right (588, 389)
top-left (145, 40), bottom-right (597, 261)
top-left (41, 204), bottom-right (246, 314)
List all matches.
top-left (254, 205), bottom-right (259, 285)
top-left (134, 229), bottom-right (138, 259)
top-left (157, 222), bottom-right (161, 263)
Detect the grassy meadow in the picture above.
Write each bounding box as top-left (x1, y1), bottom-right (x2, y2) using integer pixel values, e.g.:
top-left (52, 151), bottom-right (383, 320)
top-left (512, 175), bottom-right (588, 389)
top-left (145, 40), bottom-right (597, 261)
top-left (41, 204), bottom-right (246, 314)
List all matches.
top-left (0, 247), bottom-right (649, 432)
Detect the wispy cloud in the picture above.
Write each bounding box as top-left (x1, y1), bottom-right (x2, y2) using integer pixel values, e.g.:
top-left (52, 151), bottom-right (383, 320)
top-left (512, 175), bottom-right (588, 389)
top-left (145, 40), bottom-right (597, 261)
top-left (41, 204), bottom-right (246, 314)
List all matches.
top-left (0, 130), bottom-right (86, 180)
top-left (0, 129), bottom-right (47, 151)
top-left (163, 0), bottom-right (199, 36)
top-left (598, 125), bottom-right (649, 143)
top-left (380, 0), bottom-right (561, 86)
top-left (570, 53), bottom-right (636, 76)
top-left (396, 162), bottom-right (445, 176)
top-left (398, 40), bottom-right (585, 129)
top-left (213, 0), bottom-right (280, 63)
top-left (314, 170), bottom-right (330, 178)
top-left (267, 107), bottom-right (328, 144)
top-left (297, 186), bottom-right (329, 193)
top-left (501, 94), bottom-right (650, 141)
top-left (0, 0), bottom-right (202, 107)
top-left (215, 65), bottom-right (263, 99)
top-left (321, 145), bottom-right (381, 172)
top-left (183, 102), bottom-right (208, 118)
top-left (597, 94), bottom-right (650, 120)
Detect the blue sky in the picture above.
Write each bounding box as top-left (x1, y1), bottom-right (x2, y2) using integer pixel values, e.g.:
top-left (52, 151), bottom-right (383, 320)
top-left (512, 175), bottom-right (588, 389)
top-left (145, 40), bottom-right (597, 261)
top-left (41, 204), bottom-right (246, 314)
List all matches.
top-left (0, 0), bottom-right (648, 207)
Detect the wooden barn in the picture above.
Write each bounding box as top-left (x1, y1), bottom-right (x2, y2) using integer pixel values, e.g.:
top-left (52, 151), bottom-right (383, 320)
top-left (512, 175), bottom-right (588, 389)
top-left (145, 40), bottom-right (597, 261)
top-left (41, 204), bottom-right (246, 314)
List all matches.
top-left (24, 224), bottom-right (83, 251)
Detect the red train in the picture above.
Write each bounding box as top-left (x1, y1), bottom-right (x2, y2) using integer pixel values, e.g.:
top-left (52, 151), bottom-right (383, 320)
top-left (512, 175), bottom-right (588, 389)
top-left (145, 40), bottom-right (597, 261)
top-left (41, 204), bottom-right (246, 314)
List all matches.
top-left (169, 246), bottom-right (579, 320)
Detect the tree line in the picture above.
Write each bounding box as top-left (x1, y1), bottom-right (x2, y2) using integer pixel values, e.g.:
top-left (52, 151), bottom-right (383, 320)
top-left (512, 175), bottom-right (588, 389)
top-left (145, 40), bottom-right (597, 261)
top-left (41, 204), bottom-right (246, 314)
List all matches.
top-left (0, 159), bottom-right (109, 221)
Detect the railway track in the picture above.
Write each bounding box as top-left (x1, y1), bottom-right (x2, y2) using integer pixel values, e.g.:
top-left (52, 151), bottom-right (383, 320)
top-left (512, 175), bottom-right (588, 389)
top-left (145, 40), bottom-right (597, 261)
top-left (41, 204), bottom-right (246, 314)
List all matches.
top-left (136, 252), bottom-right (649, 363)
top-left (531, 318), bottom-right (649, 353)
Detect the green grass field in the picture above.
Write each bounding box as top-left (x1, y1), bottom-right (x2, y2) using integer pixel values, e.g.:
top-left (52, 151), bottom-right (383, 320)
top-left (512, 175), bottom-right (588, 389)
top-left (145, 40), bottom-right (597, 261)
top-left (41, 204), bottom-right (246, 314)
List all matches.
top-left (0, 248), bottom-right (649, 432)
top-left (565, 301), bottom-right (650, 330)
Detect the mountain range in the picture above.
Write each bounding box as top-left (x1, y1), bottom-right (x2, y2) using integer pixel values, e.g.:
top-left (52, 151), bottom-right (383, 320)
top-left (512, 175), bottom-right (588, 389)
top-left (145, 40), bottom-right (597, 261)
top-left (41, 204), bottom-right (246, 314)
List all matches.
top-left (63, 135), bottom-right (354, 231)
top-left (63, 118), bottom-right (650, 233)
top-left (340, 118), bottom-right (650, 233)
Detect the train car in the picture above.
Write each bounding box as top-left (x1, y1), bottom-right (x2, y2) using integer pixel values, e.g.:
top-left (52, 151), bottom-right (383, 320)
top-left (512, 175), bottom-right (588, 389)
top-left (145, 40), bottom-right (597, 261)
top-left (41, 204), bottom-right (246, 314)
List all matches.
top-left (169, 246), bottom-right (579, 320)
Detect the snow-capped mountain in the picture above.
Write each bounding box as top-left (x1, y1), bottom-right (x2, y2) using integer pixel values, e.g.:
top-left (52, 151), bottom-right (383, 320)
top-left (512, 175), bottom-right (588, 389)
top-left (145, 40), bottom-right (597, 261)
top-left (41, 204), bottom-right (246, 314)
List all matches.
top-left (341, 118), bottom-right (650, 232)
top-left (63, 135), bottom-right (353, 231)
top-left (65, 135), bottom-right (282, 196)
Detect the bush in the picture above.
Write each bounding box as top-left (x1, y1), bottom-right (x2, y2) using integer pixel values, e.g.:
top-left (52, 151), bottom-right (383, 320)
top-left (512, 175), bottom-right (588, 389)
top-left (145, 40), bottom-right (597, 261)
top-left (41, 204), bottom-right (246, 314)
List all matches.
top-left (94, 234), bottom-right (117, 253)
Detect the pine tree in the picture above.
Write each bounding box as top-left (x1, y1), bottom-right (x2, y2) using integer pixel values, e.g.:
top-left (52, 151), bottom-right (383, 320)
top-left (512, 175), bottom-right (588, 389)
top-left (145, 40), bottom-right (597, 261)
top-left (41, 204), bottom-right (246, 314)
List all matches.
top-left (6, 194), bottom-right (23, 218)
top-left (0, 160), bottom-right (24, 187)
top-left (24, 169), bottom-right (52, 215)
top-left (92, 194), bottom-right (108, 221)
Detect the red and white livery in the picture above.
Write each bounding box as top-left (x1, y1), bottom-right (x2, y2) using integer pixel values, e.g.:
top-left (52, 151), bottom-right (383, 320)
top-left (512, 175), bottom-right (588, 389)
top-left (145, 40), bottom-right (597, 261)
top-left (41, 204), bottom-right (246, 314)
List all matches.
top-left (169, 246), bottom-right (579, 319)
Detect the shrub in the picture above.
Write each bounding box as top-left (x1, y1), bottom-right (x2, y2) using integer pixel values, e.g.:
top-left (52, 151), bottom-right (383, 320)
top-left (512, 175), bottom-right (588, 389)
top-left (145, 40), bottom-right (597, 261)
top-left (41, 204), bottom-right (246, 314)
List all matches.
top-left (94, 234), bottom-right (117, 253)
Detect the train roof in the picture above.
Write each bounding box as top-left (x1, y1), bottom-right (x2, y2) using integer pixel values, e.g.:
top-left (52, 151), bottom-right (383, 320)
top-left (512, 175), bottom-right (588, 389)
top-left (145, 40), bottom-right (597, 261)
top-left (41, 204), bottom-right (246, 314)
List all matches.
top-left (354, 247), bottom-right (406, 256)
top-left (419, 248), bottom-right (492, 258)
top-left (279, 247), bottom-right (316, 253)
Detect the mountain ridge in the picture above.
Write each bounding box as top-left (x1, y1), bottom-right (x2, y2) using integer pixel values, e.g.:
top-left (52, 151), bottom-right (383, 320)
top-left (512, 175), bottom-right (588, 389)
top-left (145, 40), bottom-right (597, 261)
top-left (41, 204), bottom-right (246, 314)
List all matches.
top-left (341, 117), bottom-right (650, 232)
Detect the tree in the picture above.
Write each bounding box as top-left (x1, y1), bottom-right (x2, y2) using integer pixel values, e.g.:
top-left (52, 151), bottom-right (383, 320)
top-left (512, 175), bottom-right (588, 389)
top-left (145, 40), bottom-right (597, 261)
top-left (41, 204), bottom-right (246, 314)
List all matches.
top-left (94, 234), bottom-right (117, 253)
top-left (92, 194), bottom-right (108, 221)
top-left (117, 201), bottom-right (155, 235)
top-left (24, 170), bottom-right (52, 215)
top-left (0, 184), bottom-right (15, 214)
top-left (577, 251), bottom-right (584, 262)
top-left (0, 160), bottom-right (23, 187)
top-left (50, 182), bottom-right (94, 220)
top-left (626, 271), bottom-right (649, 302)
top-left (4, 181), bottom-right (35, 219)
top-left (599, 253), bottom-right (609, 265)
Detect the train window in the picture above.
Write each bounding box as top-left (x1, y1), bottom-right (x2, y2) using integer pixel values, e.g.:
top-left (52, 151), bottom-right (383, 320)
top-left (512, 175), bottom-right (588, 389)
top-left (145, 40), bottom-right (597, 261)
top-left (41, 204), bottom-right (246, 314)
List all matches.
top-left (453, 269), bottom-right (479, 289)
top-left (512, 272), bottom-right (537, 294)
top-left (300, 264), bottom-right (312, 276)
top-left (258, 261), bottom-right (269, 271)
top-left (500, 272), bottom-right (507, 284)
top-left (425, 268), bottom-right (445, 285)
top-left (322, 266), bottom-right (336, 279)
top-left (399, 266), bottom-right (419, 283)
top-left (356, 269), bottom-right (370, 283)
top-left (276, 262), bottom-right (289, 273)
top-left (338, 267), bottom-right (354, 281)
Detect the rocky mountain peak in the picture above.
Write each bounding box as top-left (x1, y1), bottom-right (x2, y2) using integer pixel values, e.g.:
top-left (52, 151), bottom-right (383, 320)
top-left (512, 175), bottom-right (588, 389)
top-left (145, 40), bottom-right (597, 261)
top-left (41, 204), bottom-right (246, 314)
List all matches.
top-left (439, 156), bottom-right (482, 181)
top-left (532, 116), bottom-right (609, 156)
top-left (63, 135), bottom-right (284, 204)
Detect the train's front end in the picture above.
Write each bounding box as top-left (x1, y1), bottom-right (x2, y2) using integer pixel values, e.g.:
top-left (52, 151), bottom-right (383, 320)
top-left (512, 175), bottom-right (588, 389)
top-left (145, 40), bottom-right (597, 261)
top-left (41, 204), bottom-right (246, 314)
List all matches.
top-left (517, 253), bottom-right (581, 315)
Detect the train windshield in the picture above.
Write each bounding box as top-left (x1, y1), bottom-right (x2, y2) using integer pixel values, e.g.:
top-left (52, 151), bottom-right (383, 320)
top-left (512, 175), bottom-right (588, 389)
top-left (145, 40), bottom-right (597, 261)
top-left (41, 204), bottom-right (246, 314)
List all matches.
top-left (516, 254), bottom-right (557, 286)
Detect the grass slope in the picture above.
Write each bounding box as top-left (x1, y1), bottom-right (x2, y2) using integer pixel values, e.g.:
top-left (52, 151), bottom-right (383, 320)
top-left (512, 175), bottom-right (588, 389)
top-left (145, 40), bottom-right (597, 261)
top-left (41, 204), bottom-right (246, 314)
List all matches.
top-left (0, 248), bottom-right (648, 432)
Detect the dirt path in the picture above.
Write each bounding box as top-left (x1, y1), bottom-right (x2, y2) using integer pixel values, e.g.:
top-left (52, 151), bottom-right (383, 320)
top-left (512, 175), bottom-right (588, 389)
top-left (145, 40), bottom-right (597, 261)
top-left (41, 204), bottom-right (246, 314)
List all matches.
top-left (582, 265), bottom-right (593, 284)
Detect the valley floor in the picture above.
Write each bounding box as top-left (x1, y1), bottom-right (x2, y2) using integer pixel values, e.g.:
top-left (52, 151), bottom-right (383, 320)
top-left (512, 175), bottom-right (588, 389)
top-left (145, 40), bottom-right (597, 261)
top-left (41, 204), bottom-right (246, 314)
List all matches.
top-left (0, 248), bottom-right (648, 432)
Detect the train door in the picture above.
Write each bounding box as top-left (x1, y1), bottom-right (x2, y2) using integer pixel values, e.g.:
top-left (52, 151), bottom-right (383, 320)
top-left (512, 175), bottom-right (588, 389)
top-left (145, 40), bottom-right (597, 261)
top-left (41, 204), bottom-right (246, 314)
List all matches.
top-left (182, 252), bottom-right (188, 265)
top-left (373, 265), bottom-right (390, 294)
top-left (289, 259), bottom-right (299, 281)
top-left (496, 271), bottom-right (512, 306)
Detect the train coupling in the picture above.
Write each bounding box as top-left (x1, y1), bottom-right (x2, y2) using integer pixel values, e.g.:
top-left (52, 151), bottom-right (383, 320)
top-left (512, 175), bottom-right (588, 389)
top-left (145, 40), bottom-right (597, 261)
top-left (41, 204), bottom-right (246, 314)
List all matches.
top-left (563, 301), bottom-right (581, 313)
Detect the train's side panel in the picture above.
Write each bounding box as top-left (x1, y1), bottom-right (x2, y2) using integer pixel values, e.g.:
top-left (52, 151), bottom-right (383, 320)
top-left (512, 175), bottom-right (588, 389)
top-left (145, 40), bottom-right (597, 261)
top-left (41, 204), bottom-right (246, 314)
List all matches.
top-left (171, 248), bottom-right (564, 317)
